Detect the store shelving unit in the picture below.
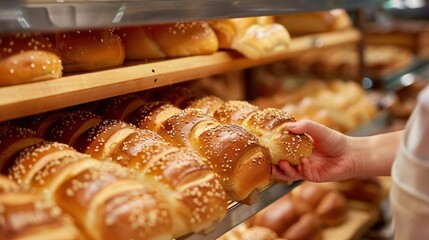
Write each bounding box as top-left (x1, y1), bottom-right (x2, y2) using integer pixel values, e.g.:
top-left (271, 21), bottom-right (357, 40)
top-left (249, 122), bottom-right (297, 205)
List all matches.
top-left (0, 0), bottom-right (379, 33)
top-left (0, 28), bottom-right (360, 121)
top-left (0, 1), bottom-right (396, 239)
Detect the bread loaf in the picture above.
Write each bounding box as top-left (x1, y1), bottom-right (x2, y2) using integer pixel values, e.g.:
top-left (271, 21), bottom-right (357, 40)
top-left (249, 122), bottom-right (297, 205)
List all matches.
top-left (0, 33), bottom-right (62, 86)
top-left (118, 21), bottom-right (219, 59)
top-left (275, 9), bottom-right (352, 36)
top-left (127, 102), bottom-right (271, 201)
top-left (0, 127), bottom-right (43, 171)
top-left (7, 140), bottom-right (174, 240)
top-left (0, 175), bottom-right (84, 240)
top-left (158, 87), bottom-right (313, 165)
top-left (55, 29), bottom-right (125, 72)
top-left (251, 195), bottom-right (299, 236)
top-left (209, 17), bottom-right (290, 59)
top-left (281, 213), bottom-right (323, 240)
top-left (40, 110), bottom-right (228, 237)
top-left (218, 223), bottom-right (279, 240)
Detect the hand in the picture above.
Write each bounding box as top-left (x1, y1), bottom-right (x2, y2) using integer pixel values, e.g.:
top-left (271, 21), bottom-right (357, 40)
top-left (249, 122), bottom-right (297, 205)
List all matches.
top-left (272, 120), bottom-right (358, 182)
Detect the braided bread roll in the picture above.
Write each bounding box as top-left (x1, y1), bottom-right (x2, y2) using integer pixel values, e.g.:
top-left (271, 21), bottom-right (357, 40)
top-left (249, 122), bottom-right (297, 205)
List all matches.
top-left (6, 139), bottom-right (173, 240)
top-left (39, 110), bottom-right (227, 237)
top-left (123, 101), bottom-right (271, 201)
top-left (158, 87), bottom-right (313, 165)
top-left (84, 94), bottom-right (270, 201)
top-left (0, 175), bottom-right (84, 240)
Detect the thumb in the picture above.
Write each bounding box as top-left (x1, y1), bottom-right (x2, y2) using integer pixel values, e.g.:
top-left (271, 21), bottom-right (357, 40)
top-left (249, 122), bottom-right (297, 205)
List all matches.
top-left (287, 120), bottom-right (333, 142)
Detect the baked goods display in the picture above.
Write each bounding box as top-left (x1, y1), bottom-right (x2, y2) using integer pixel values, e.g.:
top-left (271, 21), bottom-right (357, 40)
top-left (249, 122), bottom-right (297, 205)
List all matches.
top-left (1, 127), bottom-right (175, 240)
top-left (275, 9), bottom-right (352, 37)
top-left (0, 33), bottom-right (62, 87)
top-left (6, 111), bottom-right (229, 238)
top-left (93, 96), bottom-right (272, 201)
top-left (275, 44), bottom-right (413, 80)
top-left (366, 20), bottom-right (429, 57)
top-left (145, 86), bottom-right (314, 166)
top-left (0, 175), bottom-right (84, 240)
top-left (250, 79), bottom-right (378, 133)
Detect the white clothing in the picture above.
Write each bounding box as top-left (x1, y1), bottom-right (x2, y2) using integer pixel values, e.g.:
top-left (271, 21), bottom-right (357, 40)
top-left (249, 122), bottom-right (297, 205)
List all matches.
top-left (391, 86), bottom-right (429, 240)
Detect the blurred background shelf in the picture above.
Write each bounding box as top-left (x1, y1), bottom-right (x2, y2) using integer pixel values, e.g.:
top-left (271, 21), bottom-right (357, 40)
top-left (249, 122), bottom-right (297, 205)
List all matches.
top-left (0, 0), bottom-right (380, 33)
top-left (0, 28), bottom-right (360, 122)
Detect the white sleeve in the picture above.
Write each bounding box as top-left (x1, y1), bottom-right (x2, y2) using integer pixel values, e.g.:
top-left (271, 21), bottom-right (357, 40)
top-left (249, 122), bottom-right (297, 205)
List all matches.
top-left (404, 85), bottom-right (429, 160)
top-left (390, 85), bottom-right (429, 240)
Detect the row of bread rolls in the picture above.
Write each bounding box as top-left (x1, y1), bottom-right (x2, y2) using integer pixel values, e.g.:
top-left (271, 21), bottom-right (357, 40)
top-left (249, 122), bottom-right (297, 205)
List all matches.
top-left (278, 44), bottom-right (413, 80)
top-left (0, 9), bottom-right (354, 87)
top-left (0, 84), bottom-right (315, 238)
top-left (0, 127), bottom-right (175, 240)
top-left (132, 85), bottom-right (314, 166)
top-left (251, 79), bottom-right (378, 133)
top-left (0, 16), bottom-right (291, 87)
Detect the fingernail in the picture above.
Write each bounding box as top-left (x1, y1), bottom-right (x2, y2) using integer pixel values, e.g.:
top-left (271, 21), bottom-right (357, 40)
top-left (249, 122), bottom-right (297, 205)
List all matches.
top-left (287, 122), bottom-right (297, 128)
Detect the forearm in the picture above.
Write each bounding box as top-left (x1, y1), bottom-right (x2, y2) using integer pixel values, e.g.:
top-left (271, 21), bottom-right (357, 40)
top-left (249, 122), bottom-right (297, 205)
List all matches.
top-left (350, 130), bottom-right (403, 177)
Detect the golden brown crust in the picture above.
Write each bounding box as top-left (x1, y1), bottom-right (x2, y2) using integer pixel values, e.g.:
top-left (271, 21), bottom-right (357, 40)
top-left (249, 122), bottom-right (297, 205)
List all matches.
top-left (45, 110), bottom-right (103, 146)
top-left (0, 176), bottom-right (85, 240)
top-left (74, 119), bottom-right (137, 160)
top-left (146, 22), bottom-right (219, 58)
top-left (96, 94), bottom-right (145, 121)
top-left (196, 124), bottom-right (271, 200)
top-left (55, 29), bottom-right (125, 72)
top-left (315, 191), bottom-right (348, 227)
top-left (253, 195), bottom-right (300, 236)
top-left (275, 9), bottom-right (352, 36)
top-left (281, 213), bottom-right (323, 240)
top-left (119, 21), bottom-right (219, 60)
top-left (0, 33), bottom-right (62, 86)
top-left (117, 26), bottom-right (167, 59)
top-left (128, 100), bottom-right (271, 201)
top-left (15, 110), bottom-right (69, 137)
top-left (0, 127), bottom-right (44, 171)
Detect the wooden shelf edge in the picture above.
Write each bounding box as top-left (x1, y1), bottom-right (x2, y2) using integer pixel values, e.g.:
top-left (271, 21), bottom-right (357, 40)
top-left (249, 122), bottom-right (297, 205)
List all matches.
top-left (0, 28), bottom-right (360, 121)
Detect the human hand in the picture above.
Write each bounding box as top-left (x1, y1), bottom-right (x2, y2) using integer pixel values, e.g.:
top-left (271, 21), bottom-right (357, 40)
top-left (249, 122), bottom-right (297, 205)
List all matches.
top-left (272, 120), bottom-right (358, 182)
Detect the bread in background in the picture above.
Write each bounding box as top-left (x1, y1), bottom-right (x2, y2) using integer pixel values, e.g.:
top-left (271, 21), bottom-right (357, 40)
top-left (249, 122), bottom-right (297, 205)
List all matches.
top-left (0, 33), bottom-right (62, 86)
top-left (275, 9), bottom-right (352, 37)
top-left (55, 29), bottom-right (125, 72)
top-left (209, 17), bottom-right (291, 59)
top-left (118, 21), bottom-right (219, 60)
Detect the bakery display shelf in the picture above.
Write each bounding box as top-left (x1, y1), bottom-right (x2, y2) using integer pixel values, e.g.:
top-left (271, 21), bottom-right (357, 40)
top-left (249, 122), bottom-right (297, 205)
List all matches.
top-left (347, 110), bottom-right (392, 137)
top-left (0, 0), bottom-right (378, 33)
top-left (0, 28), bottom-right (360, 122)
top-left (383, 57), bottom-right (429, 91)
top-left (178, 181), bottom-right (303, 240)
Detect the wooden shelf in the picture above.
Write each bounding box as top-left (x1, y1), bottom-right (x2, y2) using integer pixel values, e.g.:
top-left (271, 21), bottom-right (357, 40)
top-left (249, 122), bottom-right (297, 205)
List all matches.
top-left (0, 28), bottom-right (360, 121)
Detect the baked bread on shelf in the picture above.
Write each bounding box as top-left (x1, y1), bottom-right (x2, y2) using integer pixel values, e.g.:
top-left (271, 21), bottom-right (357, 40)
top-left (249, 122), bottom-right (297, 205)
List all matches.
top-left (1, 131), bottom-right (175, 240)
top-left (209, 16), bottom-right (291, 59)
top-left (12, 110), bottom-right (228, 237)
top-left (54, 29), bottom-right (125, 72)
top-left (0, 33), bottom-right (62, 86)
top-left (151, 86), bottom-right (314, 166)
top-left (275, 9), bottom-right (352, 37)
top-left (118, 21), bottom-right (219, 59)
